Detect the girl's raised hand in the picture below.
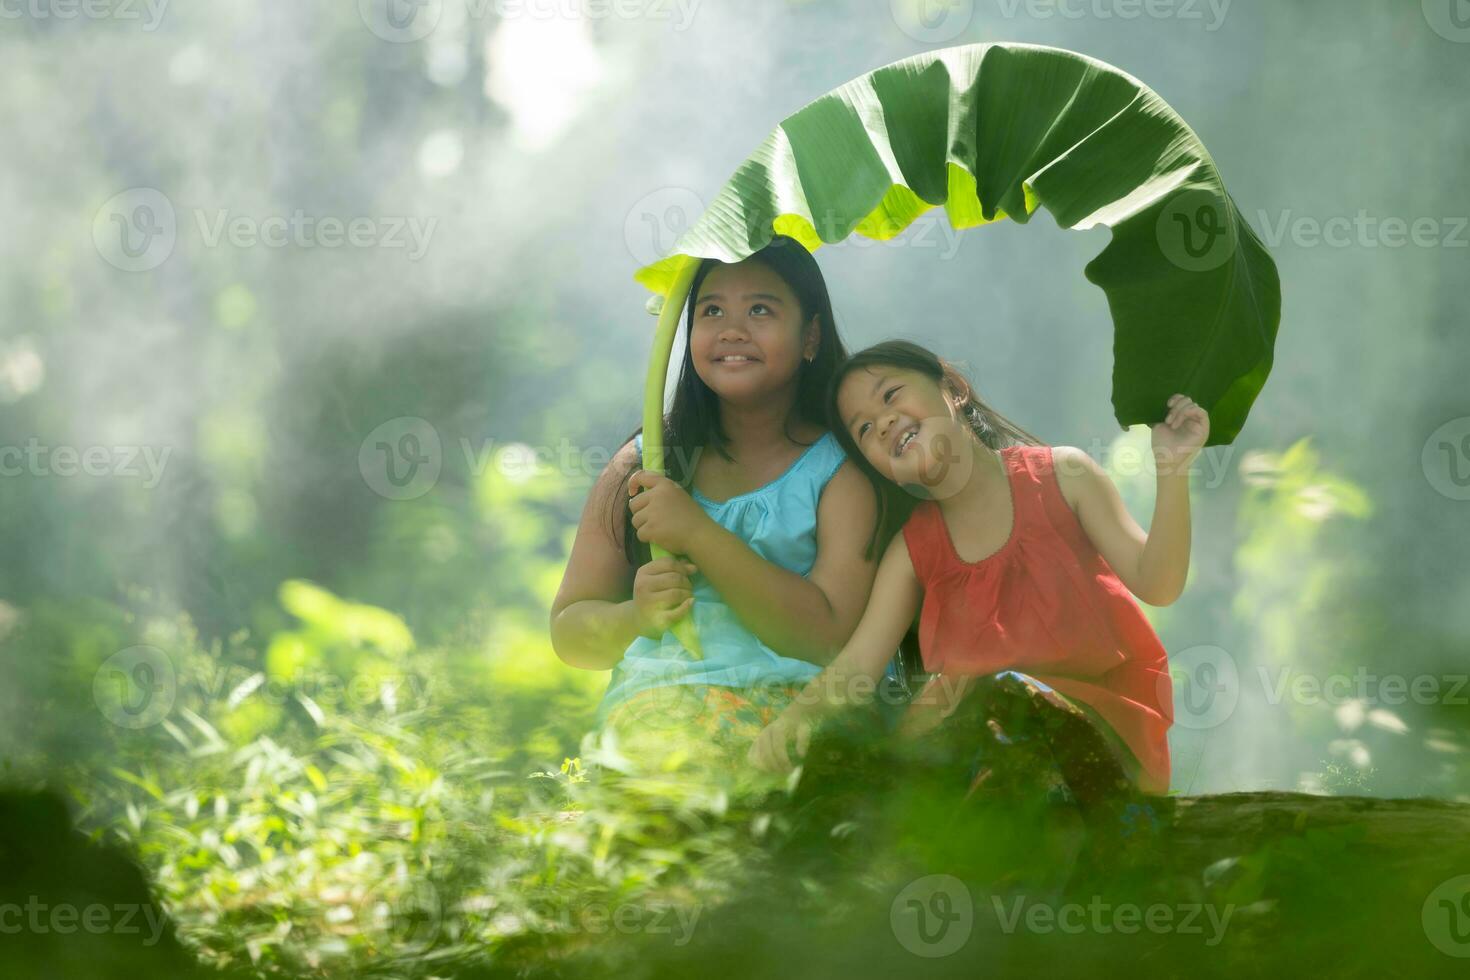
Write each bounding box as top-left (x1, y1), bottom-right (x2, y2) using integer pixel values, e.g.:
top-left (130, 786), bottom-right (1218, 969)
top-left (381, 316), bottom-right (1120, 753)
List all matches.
top-left (748, 706), bottom-right (813, 774)
top-left (631, 556), bottom-right (697, 640)
top-left (628, 469), bottom-right (713, 555)
top-left (1151, 393), bottom-right (1210, 474)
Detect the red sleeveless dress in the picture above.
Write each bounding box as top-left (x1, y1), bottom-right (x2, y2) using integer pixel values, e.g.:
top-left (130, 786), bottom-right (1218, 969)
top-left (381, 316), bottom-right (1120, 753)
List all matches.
top-left (900, 444), bottom-right (1173, 794)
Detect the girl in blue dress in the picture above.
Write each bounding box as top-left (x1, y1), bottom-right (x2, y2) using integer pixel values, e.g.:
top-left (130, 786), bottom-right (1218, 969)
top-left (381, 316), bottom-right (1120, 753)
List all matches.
top-left (550, 236), bottom-right (883, 762)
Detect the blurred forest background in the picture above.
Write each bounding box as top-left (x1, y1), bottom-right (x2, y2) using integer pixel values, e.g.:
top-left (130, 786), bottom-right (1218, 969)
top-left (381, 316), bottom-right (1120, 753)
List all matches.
top-left (1, 0), bottom-right (1467, 975)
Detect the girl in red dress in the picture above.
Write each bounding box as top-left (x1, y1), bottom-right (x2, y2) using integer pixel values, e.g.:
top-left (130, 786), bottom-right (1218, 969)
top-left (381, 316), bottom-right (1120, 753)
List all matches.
top-left (751, 340), bottom-right (1207, 806)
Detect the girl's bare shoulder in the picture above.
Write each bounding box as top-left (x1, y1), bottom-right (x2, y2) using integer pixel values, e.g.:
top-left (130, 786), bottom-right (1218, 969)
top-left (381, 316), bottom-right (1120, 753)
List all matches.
top-left (1046, 444), bottom-right (1103, 512)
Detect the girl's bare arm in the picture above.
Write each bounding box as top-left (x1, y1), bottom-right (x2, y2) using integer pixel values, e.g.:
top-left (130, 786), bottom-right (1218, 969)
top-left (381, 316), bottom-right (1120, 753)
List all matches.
top-left (749, 534), bottom-right (922, 772)
top-left (682, 460), bottom-right (881, 666)
top-left (792, 531), bottom-right (924, 711)
top-left (1053, 445), bottom-right (1192, 607)
top-left (549, 441), bottom-right (644, 669)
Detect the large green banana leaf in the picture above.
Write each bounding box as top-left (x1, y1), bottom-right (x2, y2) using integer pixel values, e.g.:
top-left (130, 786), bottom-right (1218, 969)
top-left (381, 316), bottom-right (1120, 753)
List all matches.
top-left (638, 41), bottom-right (1279, 444)
top-left (636, 42), bottom-right (1280, 658)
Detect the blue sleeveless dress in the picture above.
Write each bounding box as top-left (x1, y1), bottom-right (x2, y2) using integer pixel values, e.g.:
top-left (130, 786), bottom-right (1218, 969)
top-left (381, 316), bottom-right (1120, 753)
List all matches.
top-left (597, 431), bottom-right (849, 720)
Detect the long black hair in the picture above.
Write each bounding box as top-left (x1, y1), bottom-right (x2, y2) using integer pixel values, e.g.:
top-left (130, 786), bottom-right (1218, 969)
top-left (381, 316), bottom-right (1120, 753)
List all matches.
top-left (826, 339), bottom-right (1044, 562)
top-left (606, 235), bottom-right (850, 566)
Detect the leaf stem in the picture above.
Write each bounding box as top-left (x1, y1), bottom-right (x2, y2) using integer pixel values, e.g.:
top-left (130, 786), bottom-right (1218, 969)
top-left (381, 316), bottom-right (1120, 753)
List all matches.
top-left (642, 255), bottom-right (703, 659)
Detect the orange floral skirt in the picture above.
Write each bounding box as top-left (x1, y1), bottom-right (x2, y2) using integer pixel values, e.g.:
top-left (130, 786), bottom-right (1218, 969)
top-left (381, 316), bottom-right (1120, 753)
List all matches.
top-left (600, 682), bottom-right (803, 764)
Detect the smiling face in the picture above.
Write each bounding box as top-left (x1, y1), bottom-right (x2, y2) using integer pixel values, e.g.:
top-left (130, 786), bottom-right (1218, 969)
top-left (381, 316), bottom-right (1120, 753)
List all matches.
top-left (688, 260), bottom-right (819, 404)
top-left (836, 365), bottom-right (976, 498)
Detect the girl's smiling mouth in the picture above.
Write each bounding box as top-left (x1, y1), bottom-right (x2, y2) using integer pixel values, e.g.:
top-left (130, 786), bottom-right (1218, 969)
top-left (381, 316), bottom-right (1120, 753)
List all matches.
top-left (893, 421), bottom-right (920, 458)
top-left (713, 353), bottom-right (761, 367)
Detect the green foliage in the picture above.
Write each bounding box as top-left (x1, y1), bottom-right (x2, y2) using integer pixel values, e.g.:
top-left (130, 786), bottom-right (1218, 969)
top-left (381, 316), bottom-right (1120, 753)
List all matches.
top-left (15, 565), bottom-right (782, 977)
top-left (1235, 438), bottom-right (1373, 675)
